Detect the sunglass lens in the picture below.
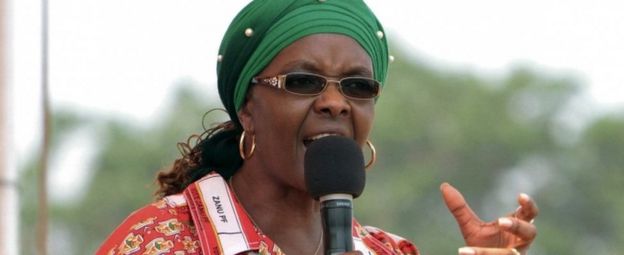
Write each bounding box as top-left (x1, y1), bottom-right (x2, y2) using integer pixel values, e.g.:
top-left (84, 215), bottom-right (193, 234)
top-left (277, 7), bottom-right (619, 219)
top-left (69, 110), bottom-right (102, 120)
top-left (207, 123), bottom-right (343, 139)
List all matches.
top-left (284, 73), bottom-right (326, 95)
top-left (341, 78), bottom-right (380, 99)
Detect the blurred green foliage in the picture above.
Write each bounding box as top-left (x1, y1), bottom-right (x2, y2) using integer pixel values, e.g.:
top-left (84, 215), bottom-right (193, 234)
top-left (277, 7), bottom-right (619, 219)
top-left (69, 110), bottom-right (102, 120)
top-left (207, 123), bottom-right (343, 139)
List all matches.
top-left (19, 51), bottom-right (624, 254)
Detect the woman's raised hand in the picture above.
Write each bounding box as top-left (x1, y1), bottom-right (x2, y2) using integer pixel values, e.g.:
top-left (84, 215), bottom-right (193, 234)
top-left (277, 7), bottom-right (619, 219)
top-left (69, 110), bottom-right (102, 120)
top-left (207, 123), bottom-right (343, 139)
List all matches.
top-left (440, 183), bottom-right (538, 255)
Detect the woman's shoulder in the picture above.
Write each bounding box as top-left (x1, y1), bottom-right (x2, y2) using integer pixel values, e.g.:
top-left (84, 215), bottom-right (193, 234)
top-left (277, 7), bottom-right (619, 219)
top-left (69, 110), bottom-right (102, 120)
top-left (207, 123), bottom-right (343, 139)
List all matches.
top-left (354, 220), bottom-right (420, 255)
top-left (95, 194), bottom-right (201, 255)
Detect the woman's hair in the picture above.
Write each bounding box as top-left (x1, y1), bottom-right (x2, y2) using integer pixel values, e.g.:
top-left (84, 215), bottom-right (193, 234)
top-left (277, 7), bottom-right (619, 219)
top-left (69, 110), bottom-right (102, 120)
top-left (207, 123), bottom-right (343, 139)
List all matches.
top-left (155, 120), bottom-right (243, 198)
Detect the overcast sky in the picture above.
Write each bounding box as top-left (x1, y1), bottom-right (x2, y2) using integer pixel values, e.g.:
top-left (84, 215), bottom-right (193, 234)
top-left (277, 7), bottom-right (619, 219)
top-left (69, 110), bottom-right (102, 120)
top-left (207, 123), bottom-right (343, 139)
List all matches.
top-left (7, 0), bottom-right (624, 201)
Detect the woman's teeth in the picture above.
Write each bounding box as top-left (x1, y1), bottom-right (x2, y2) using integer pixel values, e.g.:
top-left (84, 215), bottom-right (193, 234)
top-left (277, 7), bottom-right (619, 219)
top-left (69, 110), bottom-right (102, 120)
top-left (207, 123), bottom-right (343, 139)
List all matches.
top-left (303, 133), bottom-right (339, 147)
top-left (309, 133), bottom-right (339, 141)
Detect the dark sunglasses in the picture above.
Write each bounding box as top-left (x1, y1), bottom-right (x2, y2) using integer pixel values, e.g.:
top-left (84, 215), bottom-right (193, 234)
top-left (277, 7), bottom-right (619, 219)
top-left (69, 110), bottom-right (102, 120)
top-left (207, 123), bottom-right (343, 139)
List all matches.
top-left (251, 72), bottom-right (381, 100)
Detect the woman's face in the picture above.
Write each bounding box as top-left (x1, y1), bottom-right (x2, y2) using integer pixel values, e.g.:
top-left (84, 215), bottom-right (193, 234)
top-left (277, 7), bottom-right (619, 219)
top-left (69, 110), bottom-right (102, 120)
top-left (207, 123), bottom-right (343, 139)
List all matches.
top-left (239, 34), bottom-right (375, 191)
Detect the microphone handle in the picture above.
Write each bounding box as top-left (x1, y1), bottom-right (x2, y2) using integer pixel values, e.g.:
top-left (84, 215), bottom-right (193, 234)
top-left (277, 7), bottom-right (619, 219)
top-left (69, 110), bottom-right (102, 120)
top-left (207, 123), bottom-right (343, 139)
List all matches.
top-left (320, 195), bottom-right (353, 255)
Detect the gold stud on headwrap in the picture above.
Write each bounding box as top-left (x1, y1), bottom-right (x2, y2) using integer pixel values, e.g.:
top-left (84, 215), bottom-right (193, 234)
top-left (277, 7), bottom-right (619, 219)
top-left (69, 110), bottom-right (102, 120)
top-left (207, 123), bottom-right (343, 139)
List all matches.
top-left (389, 55), bottom-right (395, 63)
top-left (376, 31), bottom-right (384, 39)
top-left (244, 28), bottom-right (254, 37)
top-left (217, 54), bottom-right (223, 62)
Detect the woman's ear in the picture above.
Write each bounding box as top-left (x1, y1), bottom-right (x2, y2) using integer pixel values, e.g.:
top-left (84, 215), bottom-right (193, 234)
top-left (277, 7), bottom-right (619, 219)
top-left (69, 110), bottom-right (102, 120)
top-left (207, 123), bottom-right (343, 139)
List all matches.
top-left (237, 95), bottom-right (255, 133)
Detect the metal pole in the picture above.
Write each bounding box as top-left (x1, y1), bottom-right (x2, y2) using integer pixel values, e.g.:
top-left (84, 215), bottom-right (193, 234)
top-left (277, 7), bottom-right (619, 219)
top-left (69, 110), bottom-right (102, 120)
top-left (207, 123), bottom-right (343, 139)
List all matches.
top-left (37, 0), bottom-right (50, 253)
top-left (1, 0), bottom-right (19, 254)
top-left (0, 0), bottom-right (7, 251)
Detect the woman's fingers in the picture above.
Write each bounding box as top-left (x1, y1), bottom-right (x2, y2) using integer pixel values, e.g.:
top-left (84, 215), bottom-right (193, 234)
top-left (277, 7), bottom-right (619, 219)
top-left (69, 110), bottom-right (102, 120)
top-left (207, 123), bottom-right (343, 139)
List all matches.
top-left (442, 183), bottom-right (538, 253)
top-left (498, 217), bottom-right (537, 241)
top-left (440, 182), bottom-right (482, 231)
top-left (514, 193), bottom-right (539, 222)
top-left (459, 247), bottom-right (520, 255)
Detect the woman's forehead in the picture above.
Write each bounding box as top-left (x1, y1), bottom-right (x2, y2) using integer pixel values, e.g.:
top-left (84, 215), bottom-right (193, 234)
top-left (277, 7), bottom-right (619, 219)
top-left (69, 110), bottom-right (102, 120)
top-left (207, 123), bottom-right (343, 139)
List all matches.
top-left (260, 34), bottom-right (374, 77)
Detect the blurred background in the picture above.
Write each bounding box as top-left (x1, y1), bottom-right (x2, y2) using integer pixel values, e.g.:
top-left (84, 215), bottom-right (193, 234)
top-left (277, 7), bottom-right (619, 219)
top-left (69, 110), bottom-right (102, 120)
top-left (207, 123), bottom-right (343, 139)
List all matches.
top-left (3, 0), bottom-right (624, 254)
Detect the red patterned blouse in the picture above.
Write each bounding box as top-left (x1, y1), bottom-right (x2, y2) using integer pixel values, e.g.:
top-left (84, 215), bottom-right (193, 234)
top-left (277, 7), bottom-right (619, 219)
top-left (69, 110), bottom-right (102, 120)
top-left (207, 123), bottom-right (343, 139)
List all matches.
top-left (97, 173), bottom-right (419, 255)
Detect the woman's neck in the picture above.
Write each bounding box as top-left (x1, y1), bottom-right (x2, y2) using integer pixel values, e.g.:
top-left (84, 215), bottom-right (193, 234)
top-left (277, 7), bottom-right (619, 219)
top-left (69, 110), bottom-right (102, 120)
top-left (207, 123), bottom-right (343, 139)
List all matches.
top-left (230, 165), bottom-right (324, 254)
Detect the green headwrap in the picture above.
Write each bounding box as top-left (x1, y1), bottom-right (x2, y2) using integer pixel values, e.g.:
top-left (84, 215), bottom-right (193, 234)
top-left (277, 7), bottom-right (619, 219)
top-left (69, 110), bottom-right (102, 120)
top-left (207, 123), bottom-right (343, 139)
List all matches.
top-left (192, 0), bottom-right (388, 181)
top-left (217, 0), bottom-right (389, 124)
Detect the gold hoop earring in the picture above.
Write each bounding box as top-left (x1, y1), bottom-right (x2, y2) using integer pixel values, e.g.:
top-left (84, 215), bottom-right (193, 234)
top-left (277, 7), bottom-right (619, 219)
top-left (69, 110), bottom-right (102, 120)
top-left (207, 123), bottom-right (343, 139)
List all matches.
top-left (365, 140), bottom-right (376, 170)
top-left (239, 132), bottom-right (256, 160)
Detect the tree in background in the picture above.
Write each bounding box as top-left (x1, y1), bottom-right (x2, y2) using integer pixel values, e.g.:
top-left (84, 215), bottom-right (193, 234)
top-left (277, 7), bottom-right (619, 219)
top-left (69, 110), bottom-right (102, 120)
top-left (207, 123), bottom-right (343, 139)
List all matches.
top-left (19, 50), bottom-right (624, 254)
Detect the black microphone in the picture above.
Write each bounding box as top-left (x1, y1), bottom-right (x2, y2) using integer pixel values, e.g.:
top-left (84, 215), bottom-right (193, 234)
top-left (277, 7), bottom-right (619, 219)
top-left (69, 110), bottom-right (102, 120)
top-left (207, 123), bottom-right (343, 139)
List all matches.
top-left (304, 136), bottom-right (366, 255)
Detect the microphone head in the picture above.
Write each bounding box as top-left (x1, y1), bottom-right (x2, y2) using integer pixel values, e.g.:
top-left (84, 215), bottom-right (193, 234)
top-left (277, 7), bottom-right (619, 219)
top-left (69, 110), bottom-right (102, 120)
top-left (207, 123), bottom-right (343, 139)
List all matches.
top-left (304, 136), bottom-right (366, 199)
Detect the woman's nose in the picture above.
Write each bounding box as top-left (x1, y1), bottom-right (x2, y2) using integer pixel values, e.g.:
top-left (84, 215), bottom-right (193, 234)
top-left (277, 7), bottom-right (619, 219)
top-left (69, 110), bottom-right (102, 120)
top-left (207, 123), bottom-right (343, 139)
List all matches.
top-left (313, 82), bottom-right (351, 118)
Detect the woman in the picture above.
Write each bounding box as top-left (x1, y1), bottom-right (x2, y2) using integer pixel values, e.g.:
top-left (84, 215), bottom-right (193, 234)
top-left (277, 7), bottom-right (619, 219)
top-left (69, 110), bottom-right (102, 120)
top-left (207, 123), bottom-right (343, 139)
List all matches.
top-left (97, 1), bottom-right (537, 254)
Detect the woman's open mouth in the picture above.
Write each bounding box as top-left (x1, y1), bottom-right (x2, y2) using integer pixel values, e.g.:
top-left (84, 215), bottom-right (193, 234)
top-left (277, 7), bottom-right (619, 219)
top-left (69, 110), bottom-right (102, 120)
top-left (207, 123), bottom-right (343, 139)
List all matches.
top-left (303, 133), bottom-right (341, 148)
